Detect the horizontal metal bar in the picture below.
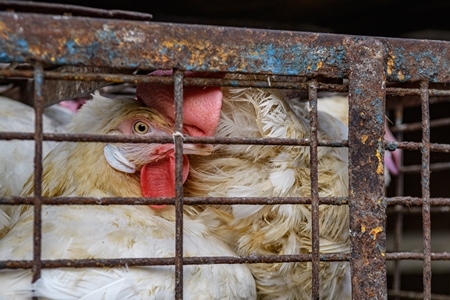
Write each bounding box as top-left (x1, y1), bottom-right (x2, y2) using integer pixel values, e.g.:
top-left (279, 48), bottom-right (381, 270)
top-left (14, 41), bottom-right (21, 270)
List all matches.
top-left (395, 141), bottom-right (450, 153)
top-left (0, 196), bottom-right (349, 206)
top-left (0, 131), bottom-right (349, 147)
top-left (0, 1), bottom-right (153, 20)
top-left (2, 251), bottom-right (449, 270)
top-left (0, 253), bottom-right (350, 269)
top-left (1, 13), bottom-right (450, 82)
top-left (401, 162), bottom-right (450, 173)
top-left (0, 69), bottom-right (348, 91)
top-left (2, 196), bottom-right (449, 206)
top-left (391, 117), bottom-right (450, 133)
top-left (387, 206), bottom-right (450, 214)
top-left (385, 252), bottom-right (450, 260)
top-left (386, 87), bottom-right (450, 97)
top-left (386, 197), bottom-right (450, 206)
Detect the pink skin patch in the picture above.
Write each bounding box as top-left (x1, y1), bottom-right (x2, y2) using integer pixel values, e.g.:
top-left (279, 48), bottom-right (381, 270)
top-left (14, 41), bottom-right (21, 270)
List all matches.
top-left (141, 153), bottom-right (190, 209)
top-left (59, 99), bottom-right (87, 113)
top-left (385, 124), bottom-right (402, 175)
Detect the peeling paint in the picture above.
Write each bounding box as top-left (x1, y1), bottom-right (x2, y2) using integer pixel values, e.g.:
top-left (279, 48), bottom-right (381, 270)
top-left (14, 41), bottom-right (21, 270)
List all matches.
top-left (370, 227), bottom-right (383, 240)
top-left (375, 141), bottom-right (384, 174)
top-left (361, 135), bottom-right (368, 144)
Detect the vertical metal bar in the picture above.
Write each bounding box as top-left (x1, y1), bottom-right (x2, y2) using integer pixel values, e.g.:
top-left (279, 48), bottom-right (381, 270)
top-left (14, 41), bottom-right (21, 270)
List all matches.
top-left (173, 69), bottom-right (185, 300)
top-left (32, 64), bottom-right (44, 283)
top-left (345, 37), bottom-right (387, 299)
top-left (309, 79), bottom-right (320, 300)
top-left (420, 80), bottom-right (432, 300)
top-left (394, 107), bottom-right (405, 198)
top-left (393, 106), bottom-right (404, 300)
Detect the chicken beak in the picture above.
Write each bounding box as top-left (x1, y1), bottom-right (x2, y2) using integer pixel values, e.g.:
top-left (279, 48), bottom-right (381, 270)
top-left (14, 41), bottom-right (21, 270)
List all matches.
top-left (182, 143), bottom-right (213, 156)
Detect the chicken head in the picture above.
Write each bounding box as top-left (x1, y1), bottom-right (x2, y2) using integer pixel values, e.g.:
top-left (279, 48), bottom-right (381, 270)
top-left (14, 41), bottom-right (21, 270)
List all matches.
top-left (104, 112), bottom-right (212, 208)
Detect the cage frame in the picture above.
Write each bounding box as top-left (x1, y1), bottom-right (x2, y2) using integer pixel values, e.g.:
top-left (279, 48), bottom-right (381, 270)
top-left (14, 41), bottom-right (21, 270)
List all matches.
top-left (1, 9), bottom-right (450, 300)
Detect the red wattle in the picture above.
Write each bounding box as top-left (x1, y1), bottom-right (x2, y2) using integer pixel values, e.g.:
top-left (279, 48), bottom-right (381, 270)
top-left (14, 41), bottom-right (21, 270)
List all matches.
top-left (140, 154), bottom-right (190, 209)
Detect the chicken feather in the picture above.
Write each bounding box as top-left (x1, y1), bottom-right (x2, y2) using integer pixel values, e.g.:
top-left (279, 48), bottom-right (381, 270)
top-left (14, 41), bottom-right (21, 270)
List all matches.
top-left (184, 85), bottom-right (351, 300)
top-left (0, 94), bottom-right (256, 299)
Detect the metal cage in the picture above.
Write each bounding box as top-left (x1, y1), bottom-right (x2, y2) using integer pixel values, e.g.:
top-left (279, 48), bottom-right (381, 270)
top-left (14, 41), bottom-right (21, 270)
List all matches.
top-left (0, 2), bottom-right (449, 299)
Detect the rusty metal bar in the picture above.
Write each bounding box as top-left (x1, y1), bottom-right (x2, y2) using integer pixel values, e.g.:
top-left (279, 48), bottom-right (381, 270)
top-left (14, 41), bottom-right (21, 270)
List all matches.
top-left (173, 69), bottom-right (185, 300)
top-left (401, 162), bottom-right (450, 173)
top-left (346, 37), bottom-right (387, 299)
top-left (387, 197), bottom-right (450, 206)
top-left (0, 131), bottom-right (349, 147)
top-left (393, 106), bottom-right (405, 300)
top-left (420, 80), bottom-right (432, 299)
top-left (385, 252), bottom-right (450, 260)
top-left (2, 13), bottom-right (450, 83)
top-left (0, 253), bottom-right (352, 270)
top-left (3, 195), bottom-right (450, 206)
top-left (18, 66), bottom-right (133, 108)
top-left (0, 1), bottom-right (153, 20)
top-left (2, 251), bottom-right (449, 270)
top-left (0, 68), bottom-right (348, 92)
top-left (394, 141), bottom-right (450, 153)
top-left (391, 117), bottom-right (450, 133)
top-left (386, 87), bottom-right (450, 97)
top-left (31, 64), bottom-right (44, 283)
top-left (308, 79), bottom-right (320, 300)
top-left (387, 206), bottom-right (450, 214)
top-left (0, 196), bottom-right (350, 206)
top-left (393, 207), bottom-right (404, 300)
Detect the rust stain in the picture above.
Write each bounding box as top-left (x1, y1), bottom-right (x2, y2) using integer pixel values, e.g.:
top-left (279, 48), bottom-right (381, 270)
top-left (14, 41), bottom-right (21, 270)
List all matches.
top-left (387, 51), bottom-right (395, 75)
top-left (361, 135), bottom-right (368, 144)
top-left (361, 225), bottom-right (366, 233)
top-left (0, 21), bottom-right (11, 39)
top-left (316, 61), bottom-right (323, 69)
top-left (375, 142), bottom-right (383, 174)
top-left (28, 45), bottom-right (43, 57)
top-left (397, 70), bottom-right (405, 80)
top-left (370, 227), bottom-right (383, 239)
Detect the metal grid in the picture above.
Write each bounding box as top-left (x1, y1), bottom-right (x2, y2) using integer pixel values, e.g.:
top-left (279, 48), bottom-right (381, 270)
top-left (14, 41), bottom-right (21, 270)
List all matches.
top-left (0, 3), bottom-right (449, 299)
top-left (385, 81), bottom-right (450, 299)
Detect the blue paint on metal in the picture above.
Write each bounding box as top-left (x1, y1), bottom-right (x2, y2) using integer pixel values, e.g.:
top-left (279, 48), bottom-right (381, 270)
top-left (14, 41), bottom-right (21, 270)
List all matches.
top-left (174, 43), bottom-right (348, 76)
top-left (66, 39), bottom-right (77, 55)
top-left (354, 88), bottom-right (363, 95)
top-left (385, 141), bottom-right (398, 151)
top-left (16, 39), bottom-right (29, 51)
top-left (371, 98), bottom-right (384, 124)
top-left (34, 68), bottom-right (44, 98)
top-left (229, 80), bottom-right (240, 87)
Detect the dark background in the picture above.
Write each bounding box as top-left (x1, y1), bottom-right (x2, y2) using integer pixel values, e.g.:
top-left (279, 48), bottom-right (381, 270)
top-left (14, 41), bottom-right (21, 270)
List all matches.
top-left (29, 0), bottom-right (450, 40)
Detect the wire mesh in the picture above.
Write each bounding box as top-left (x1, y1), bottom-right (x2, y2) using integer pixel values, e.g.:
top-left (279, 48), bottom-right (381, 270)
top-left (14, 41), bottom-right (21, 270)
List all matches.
top-left (0, 6), bottom-right (449, 300)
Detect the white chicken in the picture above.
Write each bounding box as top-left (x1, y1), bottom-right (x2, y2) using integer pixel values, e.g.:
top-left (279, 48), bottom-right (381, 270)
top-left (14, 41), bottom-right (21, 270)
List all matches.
top-left (0, 96), bottom-right (75, 237)
top-left (0, 94), bottom-right (256, 299)
top-left (137, 75), bottom-right (351, 300)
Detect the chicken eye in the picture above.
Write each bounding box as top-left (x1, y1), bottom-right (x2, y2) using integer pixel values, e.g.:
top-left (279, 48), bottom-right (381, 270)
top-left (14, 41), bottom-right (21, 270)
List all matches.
top-left (133, 121), bottom-right (150, 134)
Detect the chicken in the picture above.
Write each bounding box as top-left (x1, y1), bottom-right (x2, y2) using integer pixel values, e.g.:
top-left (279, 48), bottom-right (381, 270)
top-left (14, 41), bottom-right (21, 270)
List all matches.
top-left (0, 96), bottom-right (75, 237)
top-left (309, 95), bottom-right (401, 186)
top-left (0, 96), bottom-right (72, 196)
top-left (137, 74), bottom-right (351, 300)
top-left (0, 94), bottom-right (256, 299)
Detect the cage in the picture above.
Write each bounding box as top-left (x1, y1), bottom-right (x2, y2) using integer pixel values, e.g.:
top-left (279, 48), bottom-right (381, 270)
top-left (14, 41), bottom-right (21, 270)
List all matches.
top-left (0, 1), bottom-right (449, 299)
